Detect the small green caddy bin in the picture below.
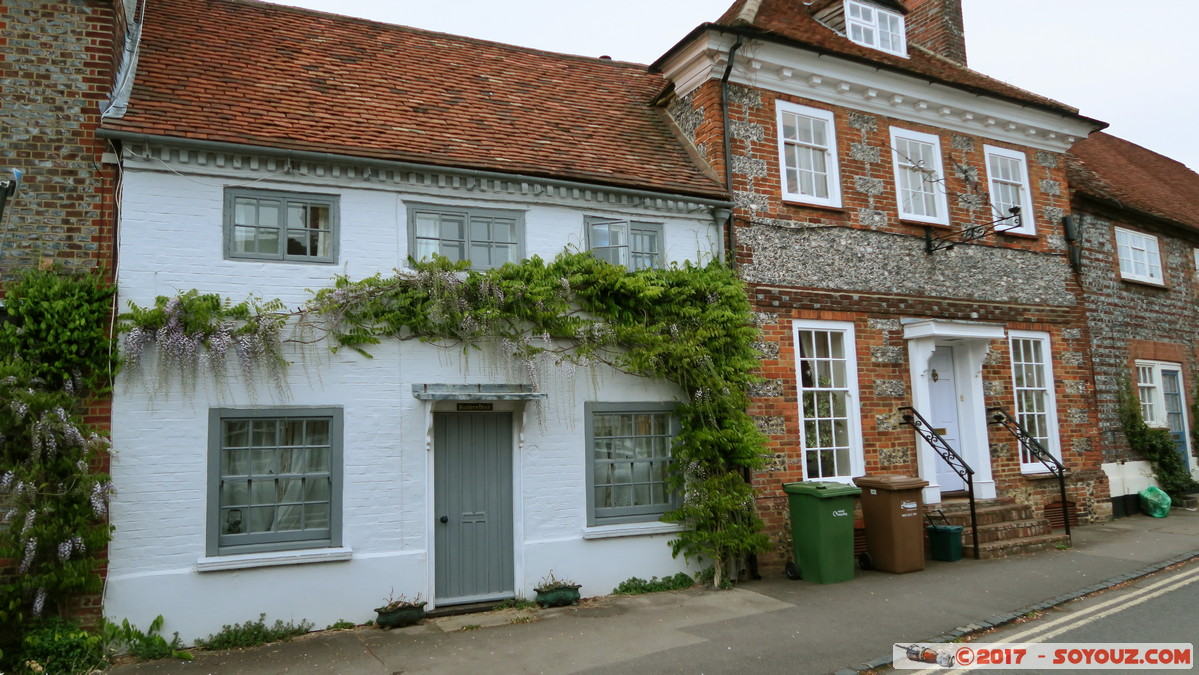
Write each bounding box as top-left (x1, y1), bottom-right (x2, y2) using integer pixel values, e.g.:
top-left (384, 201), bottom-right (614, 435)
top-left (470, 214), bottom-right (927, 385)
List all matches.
top-left (925, 512), bottom-right (963, 562)
top-left (783, 481), bottom-right (861, 584)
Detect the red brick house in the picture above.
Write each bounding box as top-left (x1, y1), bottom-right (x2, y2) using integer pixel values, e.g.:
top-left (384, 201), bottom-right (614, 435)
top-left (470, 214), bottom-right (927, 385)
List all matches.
top-left (654, 0), bottom-right (1111, 562)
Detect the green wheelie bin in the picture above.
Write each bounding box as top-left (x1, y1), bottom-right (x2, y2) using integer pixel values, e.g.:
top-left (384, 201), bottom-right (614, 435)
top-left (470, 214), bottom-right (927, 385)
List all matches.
top-left (782, 481), bottom-right (861, 583)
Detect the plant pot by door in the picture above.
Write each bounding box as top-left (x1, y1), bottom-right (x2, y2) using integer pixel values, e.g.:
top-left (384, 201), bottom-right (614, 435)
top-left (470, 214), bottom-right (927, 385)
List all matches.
top-left (374, 604), bottom-right (426, 629)
top-left (534, 585), bottom-right (581, 608)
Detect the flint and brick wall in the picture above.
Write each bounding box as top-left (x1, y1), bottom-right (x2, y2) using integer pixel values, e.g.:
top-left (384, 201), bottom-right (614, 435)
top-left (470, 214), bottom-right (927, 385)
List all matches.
top-left (0, 0), bottom-right (117, 286)
top-left (671, 79), bottom-right (1108, 568)
top-left (1074, 199), bottom-right (1199, 465)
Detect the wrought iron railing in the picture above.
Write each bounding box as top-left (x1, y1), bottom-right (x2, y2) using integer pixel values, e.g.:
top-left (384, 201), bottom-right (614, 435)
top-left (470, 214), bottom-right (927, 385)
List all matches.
top-left (987, 407), bottom-right (1071, 536)
top-left (899, 406), bottom-right (980, 559)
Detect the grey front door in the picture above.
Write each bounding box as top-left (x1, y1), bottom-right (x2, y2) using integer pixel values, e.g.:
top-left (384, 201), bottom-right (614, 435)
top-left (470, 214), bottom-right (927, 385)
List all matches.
top-left (434, 412), bottom-right (514, 605)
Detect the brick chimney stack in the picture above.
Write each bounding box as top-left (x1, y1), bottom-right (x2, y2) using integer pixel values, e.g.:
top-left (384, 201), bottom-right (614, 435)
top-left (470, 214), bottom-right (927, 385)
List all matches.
top-left (904, 0), bottom-right (967, 65)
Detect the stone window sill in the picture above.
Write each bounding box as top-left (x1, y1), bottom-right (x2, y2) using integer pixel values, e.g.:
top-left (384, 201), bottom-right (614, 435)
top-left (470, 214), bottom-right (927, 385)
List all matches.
top-left (582, 522), bottom-right (684, 540)
top-left (1022, 469), bottom-right (1071, 481)
top-left (196, 546), bottom-right (353, 572)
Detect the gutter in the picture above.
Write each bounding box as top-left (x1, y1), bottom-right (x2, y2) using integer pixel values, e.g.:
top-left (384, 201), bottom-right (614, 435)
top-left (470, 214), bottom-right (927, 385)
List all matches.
top-left (96, 129), bottom-right (735, 209)
top-left (101, 0), bottom-right (147, 119)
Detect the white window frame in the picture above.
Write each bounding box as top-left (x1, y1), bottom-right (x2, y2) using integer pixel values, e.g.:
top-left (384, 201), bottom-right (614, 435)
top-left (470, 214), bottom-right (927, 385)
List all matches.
top-left (983, 145), bottom-right (1036, 236)
top-left (793, 319), bottom-right (863, 483)
top-left (890, 128), bottom-right (949, 225)
top-left (585, 402), bottom-right (679, 526)
top-left (845, 0), bottom-right (907, 56)
top-left (1136, 360), bottom-right (1188, 431)
top-left (585, 216), bottom-right (664, 271)
top-left (1008, 331), bottom-right (1061, 473)
top-left (407, 203), bottom-right (525, 270)
top-left (207, 408), bottom-right (343, 557)
top-left (776, 101), bottom-right (841, 208)
top-left (224, 188), bottom-right (338, 263)
top-left (1114, 227), bottom-right (1164, 285)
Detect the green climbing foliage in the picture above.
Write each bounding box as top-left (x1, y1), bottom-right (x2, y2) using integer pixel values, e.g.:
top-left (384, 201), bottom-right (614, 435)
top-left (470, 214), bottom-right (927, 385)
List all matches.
top-left (0, 267), bottom-right (117, 393)
top-left (1117, 379), bottom-right (1198, 499)
top-left (0, 268), bottom-right (116, 668)
top-left (122, 252), bottom-right (771, 586)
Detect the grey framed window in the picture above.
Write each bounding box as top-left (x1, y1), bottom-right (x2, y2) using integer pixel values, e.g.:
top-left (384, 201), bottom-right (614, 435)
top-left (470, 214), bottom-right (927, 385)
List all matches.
top-left (407, 203), bottom-right (524, 270)
top-left (585, 217), bottom-right (664, 271)
top-left (208, 408), bottom-right (343, 556)
top-left (585, 402), bottom-right (678, 525)
top-left (224, 188), bottom-right (338, 263)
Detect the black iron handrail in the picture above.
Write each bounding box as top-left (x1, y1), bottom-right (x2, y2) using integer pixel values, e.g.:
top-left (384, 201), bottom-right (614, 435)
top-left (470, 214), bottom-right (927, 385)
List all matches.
top-left (987, 407), bottom-right (1071, 536)
top-left (899, 406), bottom-right (980, 559)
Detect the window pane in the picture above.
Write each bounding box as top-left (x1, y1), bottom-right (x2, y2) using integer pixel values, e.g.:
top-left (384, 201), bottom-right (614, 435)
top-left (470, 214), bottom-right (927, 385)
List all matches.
top-left (415, 213), bottom-right (441, 238)
top-left (256, 229), bottom-right (279, 255)
top-left (304, 503), bottom-right (330, 529)
top-left (234, 198), bottom-right (257, 226)
top-left (220, 480), bottom-right (248, 507)
top-left (492, 243), bottom-right (517, 266)
top-left (258, 201), bottom-right (280, 228)
top-left (492, 219), bottom-right (516, 243)
top-left (307, 419), bottom-right (330, 445)
top-left (247, 506), bottom-right (275, 533)
top-left (439, 241), bottom-right (465, 262)
top-left (470, 218), bottom-right (490, 242)
top-left (224, 449), bottom-right (249, 476)
top-left (440, 216), bottom-right (464, 241)
top-left (415, 239), bottom-right (438, 261)
top-left (224, 421), bottom-right (250, 448)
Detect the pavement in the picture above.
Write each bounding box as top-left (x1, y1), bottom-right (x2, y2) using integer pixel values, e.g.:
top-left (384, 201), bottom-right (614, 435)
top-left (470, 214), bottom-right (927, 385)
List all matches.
top-left (107, 509), bottom-right (1199, 675)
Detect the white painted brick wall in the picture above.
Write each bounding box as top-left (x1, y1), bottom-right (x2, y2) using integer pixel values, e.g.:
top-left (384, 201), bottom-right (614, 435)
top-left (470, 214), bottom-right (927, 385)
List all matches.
top-left (108, 163), bottom-right (715, 642)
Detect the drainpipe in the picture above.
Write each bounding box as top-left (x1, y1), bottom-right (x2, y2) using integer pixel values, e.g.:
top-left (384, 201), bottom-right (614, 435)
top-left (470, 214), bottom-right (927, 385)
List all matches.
top-left (718, 35), bottom-right (760, 581)
top-left (719, 36), bottom-right (743, 268)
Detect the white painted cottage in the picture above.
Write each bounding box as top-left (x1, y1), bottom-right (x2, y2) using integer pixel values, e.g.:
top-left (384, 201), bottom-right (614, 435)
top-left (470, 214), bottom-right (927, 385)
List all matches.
top-left (100, 0), bottom-right (731, 641)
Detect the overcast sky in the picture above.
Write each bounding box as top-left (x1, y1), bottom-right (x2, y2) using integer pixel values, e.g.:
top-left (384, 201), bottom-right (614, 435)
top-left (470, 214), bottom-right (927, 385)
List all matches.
top-left (267, 0), bottom-right (1199, 172)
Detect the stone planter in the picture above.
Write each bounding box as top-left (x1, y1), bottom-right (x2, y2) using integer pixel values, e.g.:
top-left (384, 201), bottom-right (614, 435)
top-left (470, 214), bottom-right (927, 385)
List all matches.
top-left (534, 584), bottom-right (581, 608)
top-left (374, 603), bottom-right (427, 629)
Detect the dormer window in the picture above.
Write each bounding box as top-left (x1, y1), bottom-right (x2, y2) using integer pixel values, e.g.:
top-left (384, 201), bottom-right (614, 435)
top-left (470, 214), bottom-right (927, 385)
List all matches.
top-left (845, 0), bottom-right (906, 56)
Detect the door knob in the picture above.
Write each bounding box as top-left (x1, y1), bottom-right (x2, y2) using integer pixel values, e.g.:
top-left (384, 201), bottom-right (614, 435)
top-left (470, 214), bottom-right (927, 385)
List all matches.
top-left (439, 515), bottom-right (448, 524)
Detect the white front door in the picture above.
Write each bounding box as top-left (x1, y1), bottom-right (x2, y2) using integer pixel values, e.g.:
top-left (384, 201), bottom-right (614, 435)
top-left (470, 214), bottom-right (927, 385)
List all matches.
top-left (929, 347), bottom-right (966, 492)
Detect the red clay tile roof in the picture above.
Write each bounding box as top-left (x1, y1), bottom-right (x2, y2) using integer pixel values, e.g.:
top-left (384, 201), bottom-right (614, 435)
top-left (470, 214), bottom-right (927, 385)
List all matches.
top-left (1068, 132), bottom-right (1199, 234)
top-left (100, 0), bottom-right (726, 200)
top-left (694, 0), bottom-right (1097, 120)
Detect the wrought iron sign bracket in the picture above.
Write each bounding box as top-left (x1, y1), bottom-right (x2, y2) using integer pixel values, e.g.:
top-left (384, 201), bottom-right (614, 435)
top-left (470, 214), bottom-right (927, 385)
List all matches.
top-left (924, 207), bottom-right (1021, 253)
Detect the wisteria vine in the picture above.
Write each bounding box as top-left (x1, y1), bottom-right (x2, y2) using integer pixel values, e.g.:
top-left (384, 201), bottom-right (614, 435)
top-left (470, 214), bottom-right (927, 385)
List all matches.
top-left (0, 268), bottom-right (116, 656)
top-left (121, 252), bottom-right (771, 586)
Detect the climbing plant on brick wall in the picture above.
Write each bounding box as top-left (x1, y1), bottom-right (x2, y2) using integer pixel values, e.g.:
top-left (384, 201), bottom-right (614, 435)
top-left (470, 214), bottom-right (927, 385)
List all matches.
top-left (121, 252), bottom-right (770, 587)
top-left (0, 268), bottom-right (115, 665)
top-left (1117, 380), bottom-right (1198, 499)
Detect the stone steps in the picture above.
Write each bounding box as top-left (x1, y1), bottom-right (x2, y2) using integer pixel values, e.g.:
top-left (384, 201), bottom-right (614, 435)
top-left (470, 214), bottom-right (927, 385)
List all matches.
top-left (965, 532), bottom-right (1071, 559)
top-left (926, 497), bottom-right (1071, 559)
